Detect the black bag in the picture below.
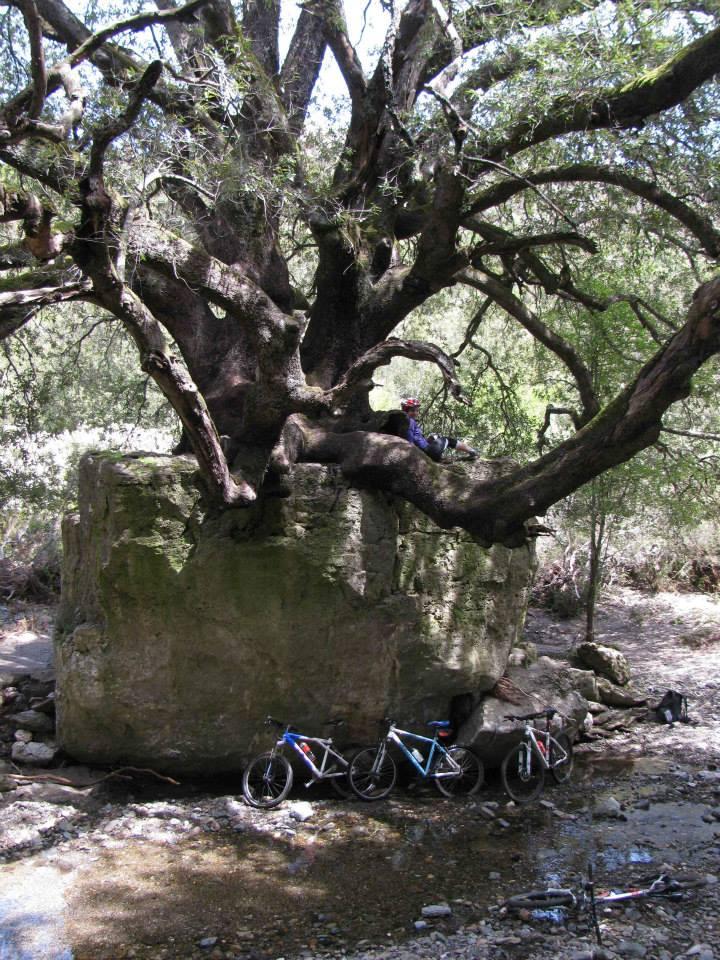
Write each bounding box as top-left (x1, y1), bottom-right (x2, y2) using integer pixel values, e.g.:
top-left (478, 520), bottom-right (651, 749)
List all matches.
top-left (654, 690), bottom-right (689, 725)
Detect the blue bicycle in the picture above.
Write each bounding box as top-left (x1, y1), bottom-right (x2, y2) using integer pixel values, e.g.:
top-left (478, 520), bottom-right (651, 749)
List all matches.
top-left (242, 716), bottom-right (352, 808)
top-left (347, 719), bottom-right (484, 800)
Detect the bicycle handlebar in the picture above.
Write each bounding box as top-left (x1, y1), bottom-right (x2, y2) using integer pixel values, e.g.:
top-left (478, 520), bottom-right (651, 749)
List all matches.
top-left (265, 715), bottom-right (345, 731)
top-left (503, 708), bottom-right (558, 722)
top-left (265, 715), bottom-right (286, 729)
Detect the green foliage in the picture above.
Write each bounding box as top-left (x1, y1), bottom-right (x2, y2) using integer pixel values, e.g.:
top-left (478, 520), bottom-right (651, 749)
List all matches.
top-left (0, 303), bottom-right (177, 543)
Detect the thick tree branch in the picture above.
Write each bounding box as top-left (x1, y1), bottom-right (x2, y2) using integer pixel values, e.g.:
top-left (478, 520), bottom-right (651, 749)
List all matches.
top-left (0, 273), bottom-right (91, 340)
top-left (467, 163), bottom-right (720, 259)
top-left (470, 230), bottom-right (598, 259)
top-left (127, 216), bottom-right (297, 356)
top-left (89, 60), bottom-right (163, 175)
top-left (1, 0), bottom-right (211, 146)
top-left (279, 9), bottom-right (327, 134)
top-left (308, 0), bottom-right (366, 106)
top-left (18, 0), bottom-right (47, 120)
top-left (242, 0), bottom-right (280, 77)
top-left (490, 276), bottom-right (720, 533)
top-left (67, 0), bottom-right (211, 68)
top-left (75, 226), bottom-right (257, 505)
top-left (486, 25), bottom-right (720, 162)
top-left (285, 276), bottom-right (720, 545)
top-left (31, 0), bottom-right (224, 145)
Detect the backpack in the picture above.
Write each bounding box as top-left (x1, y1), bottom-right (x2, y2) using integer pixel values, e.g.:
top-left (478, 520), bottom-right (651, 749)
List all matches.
top-left (654, 690), bottom-right (689, 725)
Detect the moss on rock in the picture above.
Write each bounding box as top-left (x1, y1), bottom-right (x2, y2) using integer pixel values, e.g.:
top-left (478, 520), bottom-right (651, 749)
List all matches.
top-left (57, 453), bottom-right (536, 774)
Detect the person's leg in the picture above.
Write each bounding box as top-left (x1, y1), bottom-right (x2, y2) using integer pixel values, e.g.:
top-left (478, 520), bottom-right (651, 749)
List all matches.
top-left (427, 436), bottom-right (447, 462)
top-left (454, 439), bottom-right (478, 458)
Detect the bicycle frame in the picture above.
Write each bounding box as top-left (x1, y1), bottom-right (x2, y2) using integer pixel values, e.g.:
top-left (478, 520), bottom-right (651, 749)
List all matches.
top-left (504, 870), bottom-right (700, 947)
top-left (383, 723), bottom-right (459, 780)
top-left (277, 730), bottom-right (349, 785)
top-left (521, 722), bottom-right (569, 771)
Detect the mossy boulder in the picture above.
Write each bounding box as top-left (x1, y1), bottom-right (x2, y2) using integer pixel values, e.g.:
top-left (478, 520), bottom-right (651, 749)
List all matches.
top-left (56, 452), bottom-right (536, 775)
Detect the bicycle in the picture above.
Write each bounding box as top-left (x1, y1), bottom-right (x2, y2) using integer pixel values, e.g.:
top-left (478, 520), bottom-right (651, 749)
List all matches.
top-left (241, 716), bottom-right (352, 808)
top-left (504, 865), bottom-right (706, 945)
top-left (500, 707), bottom-right (574, 804)
top-left (347, 719), bottom-right (484, 801)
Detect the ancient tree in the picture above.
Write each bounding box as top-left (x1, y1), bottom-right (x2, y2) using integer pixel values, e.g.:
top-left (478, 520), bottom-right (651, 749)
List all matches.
top-left (1, 0), bottom-right (720, 546)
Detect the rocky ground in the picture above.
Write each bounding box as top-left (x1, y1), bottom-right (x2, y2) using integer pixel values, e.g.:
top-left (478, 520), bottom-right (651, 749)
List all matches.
top-left (0, 588), bottom-right (719, 960)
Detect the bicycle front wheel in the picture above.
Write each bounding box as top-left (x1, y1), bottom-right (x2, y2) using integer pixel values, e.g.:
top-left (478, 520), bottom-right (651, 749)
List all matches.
top-left (347, 746), bottom-right (396, 800)
top-left (550, 732), bottom-right (574, 784)
top-left (434, 745), bottom-right (484, 796)
top-left (242, 752), bottom-right (293, 808)
top-left (505, 889), bottom-right (577, 910)
top-left (501, 742), bottom-right (545, 803)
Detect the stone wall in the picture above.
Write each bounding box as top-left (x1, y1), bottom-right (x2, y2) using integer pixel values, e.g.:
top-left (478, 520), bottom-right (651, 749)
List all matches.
top-left (56, 452), bottom-right (536, 774)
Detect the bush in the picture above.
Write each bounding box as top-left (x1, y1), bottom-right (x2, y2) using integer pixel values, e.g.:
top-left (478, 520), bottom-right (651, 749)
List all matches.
top-left (0, 552), bottom-right (60, 602)
top-left (531, 547), bottom-right (588, 617)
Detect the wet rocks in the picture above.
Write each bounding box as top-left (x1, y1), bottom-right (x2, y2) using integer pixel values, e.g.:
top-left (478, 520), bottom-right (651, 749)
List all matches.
top-left (592, 796), bottom-right (625, 819)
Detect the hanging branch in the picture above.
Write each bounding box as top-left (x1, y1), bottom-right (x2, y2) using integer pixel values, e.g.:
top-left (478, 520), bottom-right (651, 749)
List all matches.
top-left (537, 405), bottom-right (583, 452)
top-left (327, 337), bottom-right (471, 408)
top-left (661, 426), bottom-right (720, 442)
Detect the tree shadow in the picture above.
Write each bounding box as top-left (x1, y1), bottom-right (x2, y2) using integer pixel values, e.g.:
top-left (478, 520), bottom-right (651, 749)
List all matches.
top-left (58, 793), bottom-right (521, 959)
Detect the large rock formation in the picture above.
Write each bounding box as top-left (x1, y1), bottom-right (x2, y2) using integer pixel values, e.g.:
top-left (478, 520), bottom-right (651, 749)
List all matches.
top-left (56, 452), bottom-right (536, 774)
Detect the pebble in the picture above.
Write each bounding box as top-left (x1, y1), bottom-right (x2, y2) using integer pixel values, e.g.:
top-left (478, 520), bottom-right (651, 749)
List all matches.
top-left (686, 946), bottom-right (715, 960)
top-left (287, 801), bottom-right (314, 822)
top-left (593, 796), bottom-right (624, 818)
top-left (617, 941), bottom-right (647, 958)
top-left (420, 903), bottom-right (452, 918)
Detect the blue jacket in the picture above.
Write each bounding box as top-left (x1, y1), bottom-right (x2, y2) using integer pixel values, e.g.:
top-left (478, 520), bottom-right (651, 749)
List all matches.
top-left (407, 417), bottom-right (429, 451)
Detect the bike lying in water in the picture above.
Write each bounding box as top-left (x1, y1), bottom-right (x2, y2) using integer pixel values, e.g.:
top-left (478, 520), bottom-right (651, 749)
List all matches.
top-left (504, 864), bottom-right (707, 945)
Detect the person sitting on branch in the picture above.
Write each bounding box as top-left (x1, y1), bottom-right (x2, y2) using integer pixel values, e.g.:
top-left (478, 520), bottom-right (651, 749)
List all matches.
top-left (401, 397), bottom-right (478, 463)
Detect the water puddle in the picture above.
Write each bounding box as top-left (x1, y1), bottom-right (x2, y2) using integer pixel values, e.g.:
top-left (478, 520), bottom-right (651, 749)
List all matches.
top-left (0, 865), bottom-right (73, 960)
top-left (599, 846), bottom-right (654, 871)
top-left (0, 786), bottom-right (716, 958)
top-left (577, 752), bottom-right (676, 777)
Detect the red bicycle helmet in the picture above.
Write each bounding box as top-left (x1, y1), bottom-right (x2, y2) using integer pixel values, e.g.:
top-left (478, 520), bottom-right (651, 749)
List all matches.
top-left (401, 397), bottom-right (420, 412)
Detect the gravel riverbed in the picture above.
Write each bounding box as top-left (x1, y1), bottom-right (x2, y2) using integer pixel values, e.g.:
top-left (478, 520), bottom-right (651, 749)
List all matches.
top-left (1, 588), bottom-right (719, 960)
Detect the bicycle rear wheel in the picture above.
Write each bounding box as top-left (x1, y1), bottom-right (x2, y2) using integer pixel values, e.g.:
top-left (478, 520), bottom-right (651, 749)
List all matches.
top-left (501, 742), bottom-right (545, 803)
top-left (434, 745), bottom-right (484, 796)
top-left (328, 768), bottom-right (353, 798)
top-left (505, 889), bottom-right (577, 910)
top-left (242, 752), bottom-right (293, 808)
top-left (550, 732), bottom-right (574, 784)
top-left (347, 745), bottom-right (396, 800)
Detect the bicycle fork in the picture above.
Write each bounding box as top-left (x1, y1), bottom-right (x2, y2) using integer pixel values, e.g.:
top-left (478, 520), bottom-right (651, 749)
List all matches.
top-left (372, 742), bottom-right (389, 779)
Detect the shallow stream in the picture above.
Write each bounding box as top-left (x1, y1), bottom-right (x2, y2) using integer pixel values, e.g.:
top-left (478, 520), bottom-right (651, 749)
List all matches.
top-left (1, 755), bottom-right (718, 960)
